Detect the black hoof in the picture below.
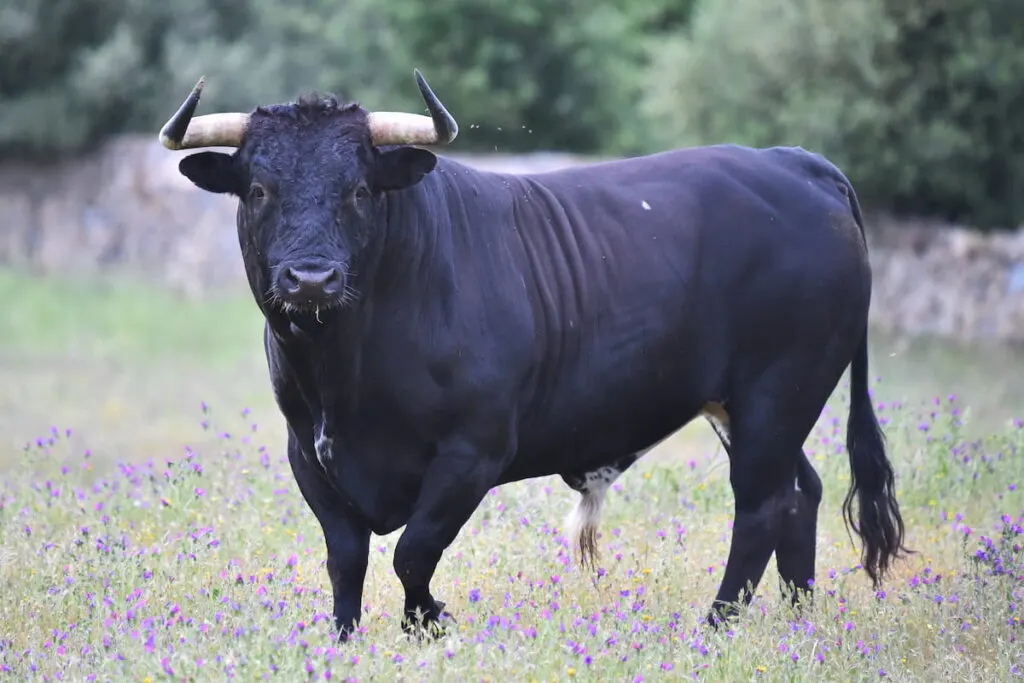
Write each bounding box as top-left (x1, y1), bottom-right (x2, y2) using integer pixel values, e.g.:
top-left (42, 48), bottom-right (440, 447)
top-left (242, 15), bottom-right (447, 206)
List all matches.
top-left (705, 602), bottom-right (740, 630)
top-left (401, 599), bottom-right (455, 640)
top-left (334, 617), bottom-right (360, 643)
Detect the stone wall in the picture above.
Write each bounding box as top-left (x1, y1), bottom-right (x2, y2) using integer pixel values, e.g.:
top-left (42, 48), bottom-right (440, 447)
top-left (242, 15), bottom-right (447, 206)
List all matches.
top-left (2, 135), bottom-right (1023, 346)
top-left (866, 217), bottom-right (1024, 345)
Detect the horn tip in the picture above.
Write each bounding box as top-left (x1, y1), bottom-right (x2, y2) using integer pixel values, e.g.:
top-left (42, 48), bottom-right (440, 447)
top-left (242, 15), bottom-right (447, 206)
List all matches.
top-left (158, 75), bottom-right (209, 150)
top-left (412, 68), bottom-right (458, 144)
top-left (413, 68), bottom-right (430, 93)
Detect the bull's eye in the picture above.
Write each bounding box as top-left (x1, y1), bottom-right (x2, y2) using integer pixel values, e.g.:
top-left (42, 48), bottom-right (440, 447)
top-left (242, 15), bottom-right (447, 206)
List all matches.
top-left (249, 183), bottom-right (266, 202)
top-left (354, 185), bottom-right (370, 201)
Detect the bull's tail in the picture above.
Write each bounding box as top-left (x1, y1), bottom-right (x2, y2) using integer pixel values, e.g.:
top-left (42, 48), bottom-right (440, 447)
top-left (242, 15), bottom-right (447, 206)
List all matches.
top-left (842, 321), bottom-right (911, 589)
top-left (839, 174), bottom-right (911, 587)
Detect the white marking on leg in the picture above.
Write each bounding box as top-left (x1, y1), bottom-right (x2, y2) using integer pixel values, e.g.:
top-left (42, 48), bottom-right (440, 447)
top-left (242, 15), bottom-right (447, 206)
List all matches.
top-left (314, 423), bottom-right (333, 467)
top-left (794, 475), bottom-right (802, 492)
top-left (565, 465), bottom-right (622, 570)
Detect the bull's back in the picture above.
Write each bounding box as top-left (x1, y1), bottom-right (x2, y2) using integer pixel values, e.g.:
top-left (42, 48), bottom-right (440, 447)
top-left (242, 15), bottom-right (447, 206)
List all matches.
top-left (526, 144), bottom-right (871, 329)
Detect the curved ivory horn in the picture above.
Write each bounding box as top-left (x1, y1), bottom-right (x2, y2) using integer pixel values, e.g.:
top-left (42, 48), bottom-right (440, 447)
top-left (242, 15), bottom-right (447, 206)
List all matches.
top-left (368, 69), bottom-right (459, 147)
top-left (158, 76), bottom-right (250, 150)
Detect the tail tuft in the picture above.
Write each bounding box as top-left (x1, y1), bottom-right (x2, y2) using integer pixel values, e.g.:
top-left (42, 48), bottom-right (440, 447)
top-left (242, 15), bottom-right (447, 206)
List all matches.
top-left (566, 490), bottom-right (605, 571)
top-left (843, 326), bottom-right (913, 588)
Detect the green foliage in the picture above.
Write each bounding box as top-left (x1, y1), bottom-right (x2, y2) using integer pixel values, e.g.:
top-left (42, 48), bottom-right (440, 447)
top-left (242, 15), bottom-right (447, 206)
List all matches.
top-left (640, 0), bottom-right (1024, 231)
top-left (0, 0), bottom-right (657, 157)
top-left (374, 0), bottom-right (661, 153)
top-left (1, 0), bottom-right (1022, 229)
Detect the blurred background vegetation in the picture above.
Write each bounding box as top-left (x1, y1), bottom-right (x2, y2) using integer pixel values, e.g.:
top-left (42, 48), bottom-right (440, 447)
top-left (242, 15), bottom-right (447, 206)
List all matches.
top-left (2, 0), bottom-right (1022, 231)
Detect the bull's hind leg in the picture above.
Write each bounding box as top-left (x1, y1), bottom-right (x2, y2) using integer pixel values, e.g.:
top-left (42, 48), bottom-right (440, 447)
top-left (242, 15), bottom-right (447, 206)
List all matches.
top-left (706, 373), bottom-right (826, 628)
top-left (562, 453), bottom-right (640, 570)
top-left (774, 450), bottom-right (823, 609)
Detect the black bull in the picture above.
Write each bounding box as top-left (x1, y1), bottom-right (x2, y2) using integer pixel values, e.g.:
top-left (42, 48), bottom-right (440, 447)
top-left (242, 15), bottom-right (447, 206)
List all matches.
top-left (158, 70), bottom-right (908, 639)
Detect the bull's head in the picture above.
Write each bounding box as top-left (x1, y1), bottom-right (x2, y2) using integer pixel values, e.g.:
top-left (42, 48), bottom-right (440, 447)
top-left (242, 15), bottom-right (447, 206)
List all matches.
top-left (159, 70), bottom-right (458, 316)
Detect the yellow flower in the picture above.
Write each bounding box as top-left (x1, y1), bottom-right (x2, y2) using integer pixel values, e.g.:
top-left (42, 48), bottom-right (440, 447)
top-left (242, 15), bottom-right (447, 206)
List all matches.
top-left (755, 666), bottom-right (766, 673)
top-left (568, 668), bottom-right (577, 677)
top-left (144, 678), bottom-right (152, 683)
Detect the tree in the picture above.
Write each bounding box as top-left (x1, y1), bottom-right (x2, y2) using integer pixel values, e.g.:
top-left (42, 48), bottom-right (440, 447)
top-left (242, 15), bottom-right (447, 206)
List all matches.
top-left (639, 0), bottom-right (1024, 231)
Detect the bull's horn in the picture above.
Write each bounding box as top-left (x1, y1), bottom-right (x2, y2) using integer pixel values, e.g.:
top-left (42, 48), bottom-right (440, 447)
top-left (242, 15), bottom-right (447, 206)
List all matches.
top-left (158, 76), bottom-right (250, 150)
top-left (367, 69), bottom-right (458, 147)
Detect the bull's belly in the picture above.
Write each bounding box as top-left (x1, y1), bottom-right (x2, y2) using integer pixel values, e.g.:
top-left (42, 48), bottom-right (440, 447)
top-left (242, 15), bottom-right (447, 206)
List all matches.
top-left (501, 375), bottom-right (711, 484)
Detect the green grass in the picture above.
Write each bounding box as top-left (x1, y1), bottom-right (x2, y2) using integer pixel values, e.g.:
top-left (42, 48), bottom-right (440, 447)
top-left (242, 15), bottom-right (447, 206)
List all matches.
top-left (0, 267), bottom-right (1022, 681)
top-left (0, 268), bottom-right (272, 466)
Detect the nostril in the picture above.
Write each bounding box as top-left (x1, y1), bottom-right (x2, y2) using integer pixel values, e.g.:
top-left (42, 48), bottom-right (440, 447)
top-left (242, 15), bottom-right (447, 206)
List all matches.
top-left (279, 264), bottom-right (345, 298)
top-left (318, 268), bottom-right (345, 295)
top-left (281, 267), bottom-right (303, 293)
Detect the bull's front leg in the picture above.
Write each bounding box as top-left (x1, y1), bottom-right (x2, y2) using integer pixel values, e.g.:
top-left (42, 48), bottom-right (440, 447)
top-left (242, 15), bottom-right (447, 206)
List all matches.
top-left (286, 430), bottom-right (371, 641)
top-left (393, 433), bottom-right (504, 637)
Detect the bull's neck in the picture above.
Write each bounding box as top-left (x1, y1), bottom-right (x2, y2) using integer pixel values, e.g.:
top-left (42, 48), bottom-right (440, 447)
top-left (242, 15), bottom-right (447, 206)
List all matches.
top-left (371, 162), bottom-right (461, 307)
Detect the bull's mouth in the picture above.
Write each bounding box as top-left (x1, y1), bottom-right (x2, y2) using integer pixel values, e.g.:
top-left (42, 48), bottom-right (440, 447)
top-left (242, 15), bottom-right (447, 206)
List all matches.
top-left (267, 287), bottom-right (360, 320)
top-left (272, 294), bottom-right (351, 320)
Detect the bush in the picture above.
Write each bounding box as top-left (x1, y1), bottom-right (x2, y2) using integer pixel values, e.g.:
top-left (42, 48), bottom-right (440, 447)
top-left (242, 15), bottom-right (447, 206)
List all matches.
top-left (0, 0), bottom-right (654, 159)
top-left (640, 0), bottom-right (1024, 231)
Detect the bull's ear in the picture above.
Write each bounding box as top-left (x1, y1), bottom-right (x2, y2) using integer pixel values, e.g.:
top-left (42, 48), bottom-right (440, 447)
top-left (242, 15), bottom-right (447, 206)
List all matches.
top-left (374, 147), bottom-right (438, 191)
top-left (178, 151), bottom-right (243, 195)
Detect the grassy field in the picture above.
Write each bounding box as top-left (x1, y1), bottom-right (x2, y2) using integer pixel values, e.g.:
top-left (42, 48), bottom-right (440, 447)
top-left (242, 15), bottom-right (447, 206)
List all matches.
top-left (0, 267), bottom-right (1022, 681)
